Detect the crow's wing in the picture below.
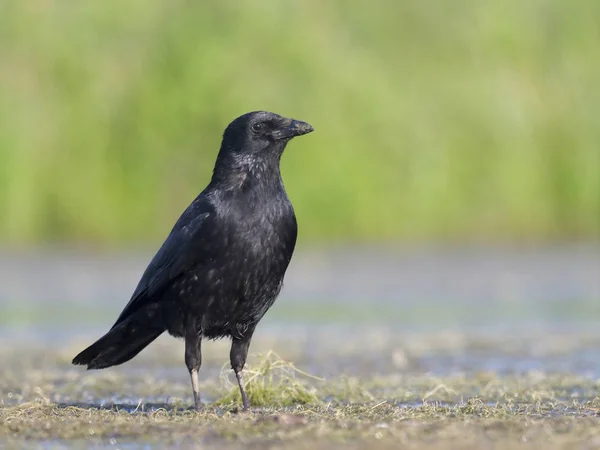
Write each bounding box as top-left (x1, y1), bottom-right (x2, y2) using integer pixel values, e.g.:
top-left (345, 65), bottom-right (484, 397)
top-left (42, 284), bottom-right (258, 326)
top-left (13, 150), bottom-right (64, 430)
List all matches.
top-left (111, 200), bottom-right (214, 328)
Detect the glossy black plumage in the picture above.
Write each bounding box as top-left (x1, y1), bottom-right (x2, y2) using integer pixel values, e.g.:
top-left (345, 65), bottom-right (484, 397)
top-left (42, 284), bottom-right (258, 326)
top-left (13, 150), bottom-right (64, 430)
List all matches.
top-left (72, 111), bottom-right (314, 409)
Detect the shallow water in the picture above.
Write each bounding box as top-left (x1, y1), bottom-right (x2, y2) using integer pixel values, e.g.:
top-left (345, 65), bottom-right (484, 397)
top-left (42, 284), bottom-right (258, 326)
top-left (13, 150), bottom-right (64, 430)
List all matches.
top-left (0, 245), bottom-right (599, 377)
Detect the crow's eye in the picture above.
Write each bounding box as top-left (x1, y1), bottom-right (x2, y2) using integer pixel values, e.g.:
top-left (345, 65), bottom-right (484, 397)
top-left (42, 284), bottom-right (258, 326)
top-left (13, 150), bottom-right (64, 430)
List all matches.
top-left (251, 122), bottom-right (266, 133)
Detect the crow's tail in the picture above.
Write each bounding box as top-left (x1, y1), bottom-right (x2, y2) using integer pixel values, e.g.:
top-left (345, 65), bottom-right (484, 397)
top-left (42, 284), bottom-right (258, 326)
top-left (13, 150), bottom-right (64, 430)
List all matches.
top-left (72, 306), bottom-right (165, 370)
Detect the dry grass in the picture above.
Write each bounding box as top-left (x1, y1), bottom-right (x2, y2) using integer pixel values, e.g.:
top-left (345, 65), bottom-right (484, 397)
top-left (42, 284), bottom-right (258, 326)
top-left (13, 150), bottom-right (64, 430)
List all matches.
top-left (1, 344), bottom-right (599, 449)
top-left (1, 400), bottom-right (599, 449)
top-left (216, 351), bottom-right (323, 407)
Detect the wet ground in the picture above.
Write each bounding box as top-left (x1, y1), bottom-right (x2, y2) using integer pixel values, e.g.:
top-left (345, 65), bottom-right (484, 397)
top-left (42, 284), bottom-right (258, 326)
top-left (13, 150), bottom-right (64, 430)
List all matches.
top-left (0, 245), bottom-right (599, 448)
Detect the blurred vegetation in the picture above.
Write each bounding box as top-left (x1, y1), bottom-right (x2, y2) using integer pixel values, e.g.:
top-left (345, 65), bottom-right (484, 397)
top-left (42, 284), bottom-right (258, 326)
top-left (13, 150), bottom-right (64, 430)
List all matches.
top-left (0, 0), bottom-right (598, 245)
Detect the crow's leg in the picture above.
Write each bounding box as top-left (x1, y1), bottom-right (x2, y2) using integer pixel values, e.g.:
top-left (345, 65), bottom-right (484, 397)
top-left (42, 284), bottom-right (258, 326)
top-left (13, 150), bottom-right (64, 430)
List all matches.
top-left (230, 325), bottom-right (256, 411)
top-left (185, 329), bottom-right (202, 411)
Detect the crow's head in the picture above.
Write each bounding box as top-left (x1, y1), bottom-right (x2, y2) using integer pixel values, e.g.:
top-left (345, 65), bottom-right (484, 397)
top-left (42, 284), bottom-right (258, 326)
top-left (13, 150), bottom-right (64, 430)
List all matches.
top-left (212, 111), bottom-right (313, 186)
top-left (221, 111), bottom-right (314, 158)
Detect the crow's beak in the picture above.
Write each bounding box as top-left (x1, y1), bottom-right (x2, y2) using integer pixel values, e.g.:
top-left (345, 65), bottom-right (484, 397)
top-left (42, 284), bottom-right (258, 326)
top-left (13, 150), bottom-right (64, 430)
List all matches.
top-left (273, 119), bottom-right (314, 140)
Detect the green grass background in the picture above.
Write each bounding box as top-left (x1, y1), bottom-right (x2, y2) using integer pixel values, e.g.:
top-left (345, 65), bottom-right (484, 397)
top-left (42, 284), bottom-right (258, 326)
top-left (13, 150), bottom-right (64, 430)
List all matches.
top-left (1, 0), bottom-right (598, 245)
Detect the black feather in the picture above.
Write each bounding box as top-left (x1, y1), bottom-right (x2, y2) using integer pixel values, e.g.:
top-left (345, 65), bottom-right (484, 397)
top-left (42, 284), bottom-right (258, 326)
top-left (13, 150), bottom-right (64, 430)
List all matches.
top-left (72, 111), bottom-right (313, 408)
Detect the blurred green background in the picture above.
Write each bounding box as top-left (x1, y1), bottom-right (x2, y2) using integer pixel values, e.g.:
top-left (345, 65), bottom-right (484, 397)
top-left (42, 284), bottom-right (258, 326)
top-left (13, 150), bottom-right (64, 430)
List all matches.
top-left (1, 0), bottom-right (598, 246)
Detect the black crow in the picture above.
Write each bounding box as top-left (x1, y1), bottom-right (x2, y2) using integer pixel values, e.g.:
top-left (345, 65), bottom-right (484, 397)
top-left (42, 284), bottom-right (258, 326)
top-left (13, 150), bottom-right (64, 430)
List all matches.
top-left (72, 111), bottom-right (313, 410)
